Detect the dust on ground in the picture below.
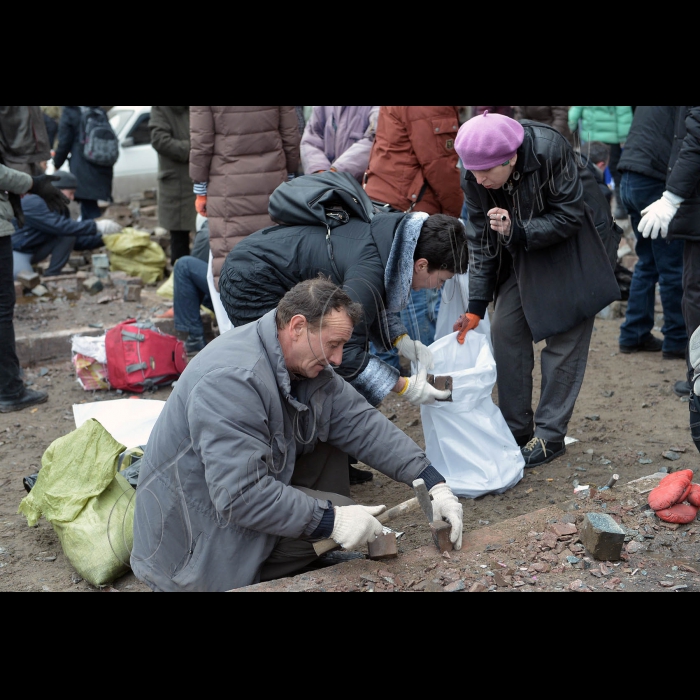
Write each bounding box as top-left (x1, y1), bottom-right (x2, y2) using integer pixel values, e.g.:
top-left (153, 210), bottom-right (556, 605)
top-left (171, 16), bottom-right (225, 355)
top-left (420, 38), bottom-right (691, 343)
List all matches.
top-left (2, 218), bottom-right (699, 592)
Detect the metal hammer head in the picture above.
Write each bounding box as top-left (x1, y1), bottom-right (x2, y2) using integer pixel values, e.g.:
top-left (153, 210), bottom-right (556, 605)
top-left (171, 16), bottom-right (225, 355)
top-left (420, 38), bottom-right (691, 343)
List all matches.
top-left (412, 478), bottom-right (433, 523)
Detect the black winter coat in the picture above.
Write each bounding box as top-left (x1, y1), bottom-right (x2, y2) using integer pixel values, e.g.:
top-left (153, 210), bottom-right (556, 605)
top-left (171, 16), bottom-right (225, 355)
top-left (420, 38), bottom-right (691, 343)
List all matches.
top-left (462, 121), bottom-right (620, 342)
top-left (53, 106), bottom-right (114, 203)
top-left (617, 106), bottom-right (675, 182)
top-left (218, 211), bottom-right (413, 406)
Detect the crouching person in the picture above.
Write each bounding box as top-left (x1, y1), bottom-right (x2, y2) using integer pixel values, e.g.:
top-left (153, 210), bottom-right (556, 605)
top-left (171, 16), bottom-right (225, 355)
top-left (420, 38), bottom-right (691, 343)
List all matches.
top-left (130, 275), bottom-right (463, 591)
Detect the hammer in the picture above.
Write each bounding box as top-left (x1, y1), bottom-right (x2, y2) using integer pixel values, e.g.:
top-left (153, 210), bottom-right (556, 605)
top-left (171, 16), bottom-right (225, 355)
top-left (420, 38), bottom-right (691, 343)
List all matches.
top-left (412, 478), bottom-right (453, 553)
top-left (312, 495), bottom-right (420, 557)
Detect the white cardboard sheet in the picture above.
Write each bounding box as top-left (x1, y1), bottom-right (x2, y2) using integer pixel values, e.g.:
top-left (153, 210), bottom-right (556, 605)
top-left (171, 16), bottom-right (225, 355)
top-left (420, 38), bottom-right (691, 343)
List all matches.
top-left (72, 398), bottom-right (166, 448)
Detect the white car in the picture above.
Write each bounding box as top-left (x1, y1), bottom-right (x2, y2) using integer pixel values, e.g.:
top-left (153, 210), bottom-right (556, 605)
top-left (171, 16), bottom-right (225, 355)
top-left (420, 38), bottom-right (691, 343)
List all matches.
top-left (107, 106), bottom-right (158, 203)
top-left (51, 106), bottom-right (159, 204)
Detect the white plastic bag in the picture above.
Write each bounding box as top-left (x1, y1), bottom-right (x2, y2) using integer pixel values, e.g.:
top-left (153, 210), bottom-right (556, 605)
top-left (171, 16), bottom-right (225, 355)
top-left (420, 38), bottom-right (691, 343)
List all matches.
top-left (419, 330), bottom-right (524, 498)
top-left (435, 272), bottom-right (492, 352)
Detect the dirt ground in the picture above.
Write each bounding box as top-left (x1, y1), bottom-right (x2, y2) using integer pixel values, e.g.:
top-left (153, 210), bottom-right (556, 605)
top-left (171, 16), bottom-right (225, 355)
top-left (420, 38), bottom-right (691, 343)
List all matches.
top-left (1, 215), bottom-right (699, 593)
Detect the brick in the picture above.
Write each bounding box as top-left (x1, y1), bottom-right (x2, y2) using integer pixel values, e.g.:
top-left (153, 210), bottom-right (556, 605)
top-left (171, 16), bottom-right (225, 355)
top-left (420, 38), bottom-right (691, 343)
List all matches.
top-left (82, 276), bottom-right (104, 295)
top-left (579, 512), bottom-right (625, 561)
top-left (17, 270), bottom-right (40, 289)
top-left (430, 520), bottom-right (453, 553)
top-left (123, 285), bottom-right (142, 302)
top-left (367, 532), bottom-right (398, 560)
top-left (551, 522), bottom-right (578, 537)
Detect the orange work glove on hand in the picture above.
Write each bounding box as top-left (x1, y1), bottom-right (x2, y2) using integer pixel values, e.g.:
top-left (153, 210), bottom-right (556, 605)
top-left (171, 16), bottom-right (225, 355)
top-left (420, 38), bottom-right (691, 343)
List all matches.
top-left (453, 313), bottom-right (480, 344)
top-left (195, 195), bottom-right (207, 217)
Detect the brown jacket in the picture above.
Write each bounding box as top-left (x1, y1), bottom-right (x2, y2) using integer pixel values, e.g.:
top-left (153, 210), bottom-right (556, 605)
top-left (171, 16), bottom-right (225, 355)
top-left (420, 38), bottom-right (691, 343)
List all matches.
top-left (189, 106), bottom-right (300, 289)
top-left (362, 106), bottom-right (462, 216)
top-left (513, 106), bottom-right (574, 145)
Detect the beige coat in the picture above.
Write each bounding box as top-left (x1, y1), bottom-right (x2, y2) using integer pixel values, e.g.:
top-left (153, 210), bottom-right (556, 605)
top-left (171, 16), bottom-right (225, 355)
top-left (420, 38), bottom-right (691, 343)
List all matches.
top-left (189, 106), bottom-right (300, 289)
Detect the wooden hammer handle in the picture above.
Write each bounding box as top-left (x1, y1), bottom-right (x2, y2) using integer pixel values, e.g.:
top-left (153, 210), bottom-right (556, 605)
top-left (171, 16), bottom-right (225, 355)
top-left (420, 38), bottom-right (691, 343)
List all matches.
top-left (312, 496), bottom-right (419, 556)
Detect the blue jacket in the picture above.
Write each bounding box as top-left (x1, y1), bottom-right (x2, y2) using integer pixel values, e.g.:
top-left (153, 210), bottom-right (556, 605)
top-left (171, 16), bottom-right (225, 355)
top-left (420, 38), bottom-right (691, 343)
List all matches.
top-left (12, 194), bottom-right (102, 253)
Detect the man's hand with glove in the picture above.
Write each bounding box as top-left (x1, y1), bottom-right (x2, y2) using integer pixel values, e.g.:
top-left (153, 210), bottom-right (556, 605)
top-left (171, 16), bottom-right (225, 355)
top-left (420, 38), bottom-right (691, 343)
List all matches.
top-left (195, 194), bottom-right (208, 217)
top-left (394, 334), bottom-right (434, 369)
top-left (30, 174), bottom-right (70, 215)
top-left (401, 368), bottom-right (451, 405)
top-left (429, 483), bottom-right (463, 549)
top-left (453, 313), bottom-right (480, 344)
top-left (330, 504), bottom-right (387, 550)
top-left (638, 190), bottom-right (684, 239)
top-left (95, 219), bottom-right (122, 235)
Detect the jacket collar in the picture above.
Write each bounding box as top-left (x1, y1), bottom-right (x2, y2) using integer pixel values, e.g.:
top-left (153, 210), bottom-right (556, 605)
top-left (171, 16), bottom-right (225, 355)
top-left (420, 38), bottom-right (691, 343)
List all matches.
top-left (384, 211), bottom-right (428, 312)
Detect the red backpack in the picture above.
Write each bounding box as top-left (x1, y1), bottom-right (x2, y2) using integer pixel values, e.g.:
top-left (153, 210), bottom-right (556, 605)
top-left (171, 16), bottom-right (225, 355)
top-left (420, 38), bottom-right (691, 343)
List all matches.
top-left (105, 318), bottom-right (187, 393)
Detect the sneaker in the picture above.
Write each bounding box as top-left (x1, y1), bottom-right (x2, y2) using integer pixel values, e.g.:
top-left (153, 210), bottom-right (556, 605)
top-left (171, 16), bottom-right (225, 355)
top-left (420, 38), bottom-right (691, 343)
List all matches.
top-left (349, 464), bottom-right (373, 485)
top-left (674, 380), bottom-right (691, 398)
top-left (513, 432), bottom-right (534, 448)
top-left (0, 388), bottom-right (48, 413)
top-left (619, 335), bottom-right (663, 354)
top-left (521, 437), bottom-right (566, 468)
top-left (662, 348), bottom-right (686, 360)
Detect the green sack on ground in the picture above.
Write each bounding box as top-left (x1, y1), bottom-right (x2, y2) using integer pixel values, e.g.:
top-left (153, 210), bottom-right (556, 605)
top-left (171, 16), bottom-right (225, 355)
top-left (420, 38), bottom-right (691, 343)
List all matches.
top-left (102, 227), bottom-right (166, 285)
top-left (18, 418), bottom-right (136, 587)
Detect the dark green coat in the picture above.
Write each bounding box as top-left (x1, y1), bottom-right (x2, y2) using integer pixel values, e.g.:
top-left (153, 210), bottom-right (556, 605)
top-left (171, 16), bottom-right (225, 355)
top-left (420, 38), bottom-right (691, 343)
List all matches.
top-left (150, 106), bottom-right (196, 232)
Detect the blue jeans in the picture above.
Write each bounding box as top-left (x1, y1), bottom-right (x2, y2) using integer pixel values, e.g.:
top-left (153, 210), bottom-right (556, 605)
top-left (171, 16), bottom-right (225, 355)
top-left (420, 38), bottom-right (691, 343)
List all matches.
top-left (173, 255), bottom-right (212, 337)
top-left (618, 171), bottom-right (687, 353)
top-left (370, 288), bottom-right (441, 370)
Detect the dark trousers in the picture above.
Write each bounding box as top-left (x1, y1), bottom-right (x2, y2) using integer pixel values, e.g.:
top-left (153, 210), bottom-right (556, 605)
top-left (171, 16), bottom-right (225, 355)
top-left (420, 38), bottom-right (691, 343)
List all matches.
top-left (79, 199), bottom-right (102, 220)
top-left (0, 236), bottom-right (24, 400)
top-left (169, 230), bottom-right (190, 265)
top-left (619, 172), bottom-right (687, 353)
top-left (258, 442), bottom-right (354, 582)
top-left (683, 240), bottom-right (700, 453)
top-left (173, 255), bottom-right (211, 338)
top-left (30, 235), bottom-right (76, 276)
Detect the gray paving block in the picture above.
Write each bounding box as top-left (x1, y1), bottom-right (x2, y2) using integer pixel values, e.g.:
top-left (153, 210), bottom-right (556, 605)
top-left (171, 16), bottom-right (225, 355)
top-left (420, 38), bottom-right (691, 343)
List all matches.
top-left (579, 512), bottom-right (625, 561)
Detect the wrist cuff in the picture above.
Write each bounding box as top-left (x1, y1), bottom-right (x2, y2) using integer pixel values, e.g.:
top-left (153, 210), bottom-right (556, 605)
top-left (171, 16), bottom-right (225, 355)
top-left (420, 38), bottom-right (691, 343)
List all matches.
top-left (393, 333), bottom-right (408, 347)
top-left (663, 190), bottom-right (684, 206)
top-left (310, 500), bottom-right (335, 539)
top-left (417, 465), bottom-right (445, 491)
top-left (397, 377), bottom-right (410, 396)
top-left (467, 300), bottom-right (487, 318)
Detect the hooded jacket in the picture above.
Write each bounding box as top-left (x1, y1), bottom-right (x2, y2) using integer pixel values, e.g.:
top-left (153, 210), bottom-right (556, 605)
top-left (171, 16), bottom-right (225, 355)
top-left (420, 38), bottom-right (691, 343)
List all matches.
top-left (218, 210), bottom-right (428, 406)
top-left (130, 309), bottom-right (431, 592)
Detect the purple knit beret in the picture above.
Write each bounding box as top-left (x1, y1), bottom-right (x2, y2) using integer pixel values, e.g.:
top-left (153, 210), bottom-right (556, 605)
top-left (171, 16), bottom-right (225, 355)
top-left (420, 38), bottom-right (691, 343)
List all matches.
top-left (455, 110), bottom-right (525, 170)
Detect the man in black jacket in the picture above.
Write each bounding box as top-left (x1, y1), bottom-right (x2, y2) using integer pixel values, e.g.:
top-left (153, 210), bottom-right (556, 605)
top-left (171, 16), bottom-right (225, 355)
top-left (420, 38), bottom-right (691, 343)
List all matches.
top-left (634, 106), bottom-right (700, 453)
top-left (12, 170), bottom-right (121, 277)
top-left (453, 113), bottom-right (620, 468)
top-left (616, 107), bottom-right (687, 372)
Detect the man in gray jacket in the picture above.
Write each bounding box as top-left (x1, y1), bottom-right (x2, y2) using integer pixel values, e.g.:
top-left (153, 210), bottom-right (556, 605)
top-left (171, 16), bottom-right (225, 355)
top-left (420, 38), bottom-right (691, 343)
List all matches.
top-left (131, 276), bottom-right (463, 591)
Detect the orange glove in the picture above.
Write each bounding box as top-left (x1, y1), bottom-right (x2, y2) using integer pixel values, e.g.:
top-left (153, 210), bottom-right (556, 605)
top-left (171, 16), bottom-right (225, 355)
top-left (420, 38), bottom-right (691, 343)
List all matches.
top-left (655, 504), bottom-right (698, 524)
top-left (647, 471), bottom-right (692, 511)
top-left (453, 313), bottom-right (480, 344)
top-left (687, 484), bottom-right (700, 508)
top-left (195, 194), bottom-right (207, 217)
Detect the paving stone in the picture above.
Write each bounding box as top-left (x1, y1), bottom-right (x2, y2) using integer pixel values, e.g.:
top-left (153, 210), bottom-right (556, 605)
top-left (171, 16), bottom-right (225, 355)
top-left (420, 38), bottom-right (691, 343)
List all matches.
top-left (580, 512), bottom-right (625, 561)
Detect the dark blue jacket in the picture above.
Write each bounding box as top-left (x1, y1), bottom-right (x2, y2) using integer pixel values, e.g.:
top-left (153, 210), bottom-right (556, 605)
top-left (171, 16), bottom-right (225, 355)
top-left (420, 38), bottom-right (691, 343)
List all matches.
top-left (53, 106), bottom-right (114, 202)
top-left (12, 194), bottom-right (102, 253)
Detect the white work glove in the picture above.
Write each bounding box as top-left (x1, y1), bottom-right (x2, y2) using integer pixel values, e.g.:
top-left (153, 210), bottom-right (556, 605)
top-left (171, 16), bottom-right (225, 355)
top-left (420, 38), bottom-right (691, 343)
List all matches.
top-left (395, 334), bottom-right (434, 369)
top-left (96, 219), bottom-right (122, 235)
top-left (330, 504), bottom-right (387, 550)
top-left (402, 368), bottom-right (451, 405)
top-left (638, 190), bottom-right (684, 239)
top-left (429, 483), bottom-right (463, 550)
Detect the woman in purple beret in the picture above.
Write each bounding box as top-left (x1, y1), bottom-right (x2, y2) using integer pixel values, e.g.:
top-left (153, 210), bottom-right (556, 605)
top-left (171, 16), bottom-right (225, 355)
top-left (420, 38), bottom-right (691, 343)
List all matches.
top-left (452, 110), bottom-right (621, 468)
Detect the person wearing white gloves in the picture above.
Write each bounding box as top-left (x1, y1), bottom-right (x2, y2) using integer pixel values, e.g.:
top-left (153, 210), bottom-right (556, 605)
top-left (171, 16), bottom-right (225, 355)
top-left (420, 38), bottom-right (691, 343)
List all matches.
top-left (11, 169), bottom-right (121, 278)
top-left (131, 277), bottom-right (464, 591)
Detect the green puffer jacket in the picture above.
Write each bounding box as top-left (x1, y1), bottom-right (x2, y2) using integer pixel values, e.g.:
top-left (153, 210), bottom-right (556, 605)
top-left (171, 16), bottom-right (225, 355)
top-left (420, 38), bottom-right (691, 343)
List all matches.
top-left (568, 106), bottom-right (633, 144)
top-left (0, 164), bottom-right (32, 237)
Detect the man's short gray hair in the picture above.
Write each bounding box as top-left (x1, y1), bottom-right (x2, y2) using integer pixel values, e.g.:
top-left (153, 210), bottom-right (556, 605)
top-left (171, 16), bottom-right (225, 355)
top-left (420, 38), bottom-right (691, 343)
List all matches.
top-left (276, 274), bottom-right (363, 330)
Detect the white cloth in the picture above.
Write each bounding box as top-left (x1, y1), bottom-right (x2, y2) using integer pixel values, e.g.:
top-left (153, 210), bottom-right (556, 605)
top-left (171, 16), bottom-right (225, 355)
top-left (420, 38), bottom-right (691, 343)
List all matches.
top-left (206, 250), bottom-right (233, 334)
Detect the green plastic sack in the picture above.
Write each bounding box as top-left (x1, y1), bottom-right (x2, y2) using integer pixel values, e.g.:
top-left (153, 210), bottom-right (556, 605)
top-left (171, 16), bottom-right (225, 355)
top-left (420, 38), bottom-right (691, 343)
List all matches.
top-left (102, 227), bottom-right (166, 285)
top-left (18, 418), bottom-right (136, 587)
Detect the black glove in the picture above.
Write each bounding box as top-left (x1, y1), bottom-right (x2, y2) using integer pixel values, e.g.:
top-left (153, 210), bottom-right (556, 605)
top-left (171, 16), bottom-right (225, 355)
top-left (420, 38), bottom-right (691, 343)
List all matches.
top-left (30, 174), bottom-right (70, 215)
